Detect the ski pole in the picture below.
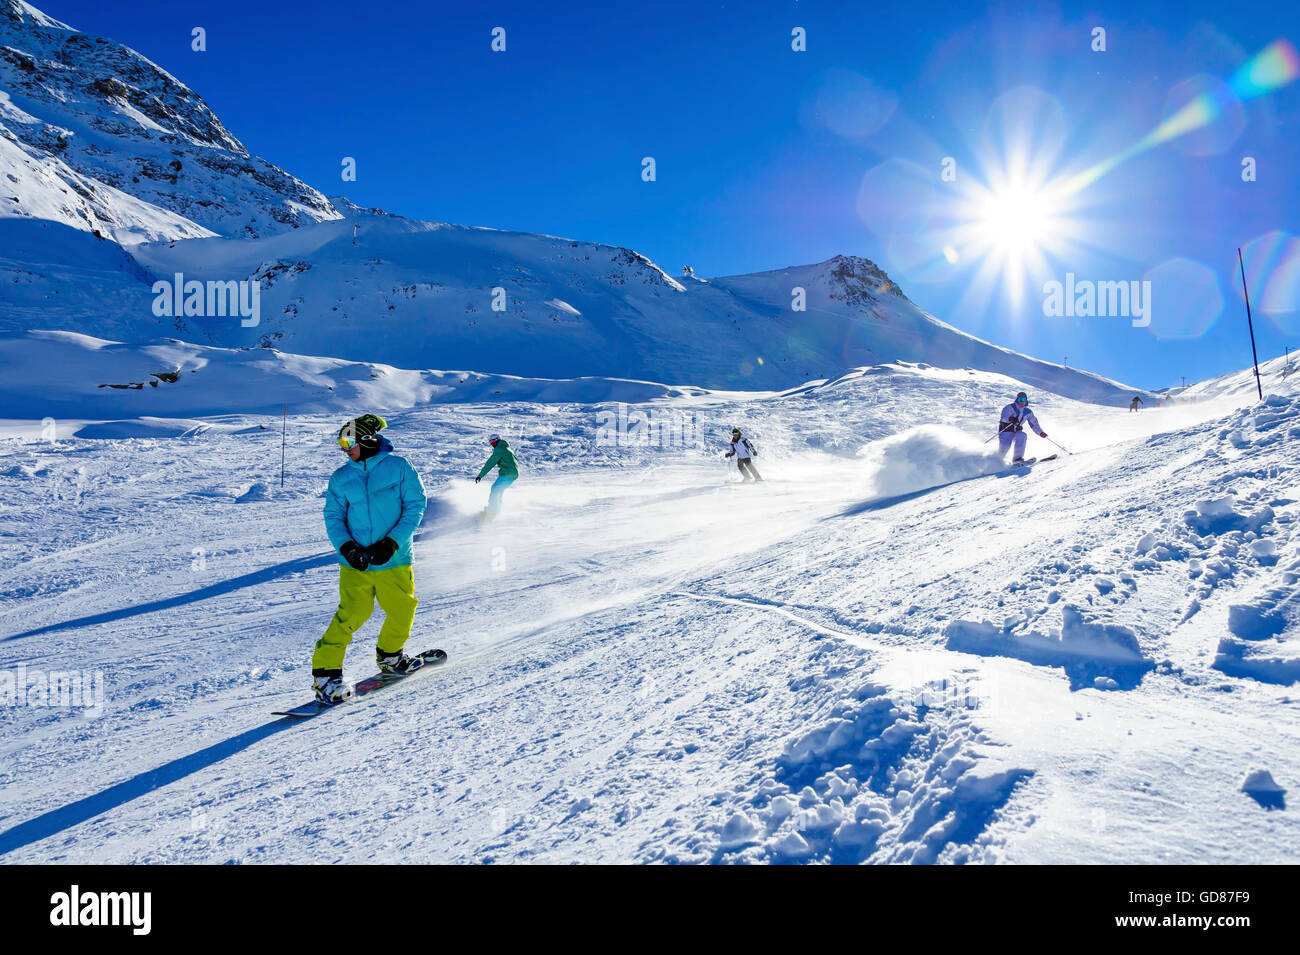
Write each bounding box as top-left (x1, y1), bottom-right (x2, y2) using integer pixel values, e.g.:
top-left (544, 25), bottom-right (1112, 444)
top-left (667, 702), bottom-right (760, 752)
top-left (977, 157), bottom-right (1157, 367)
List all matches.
top-left (1044, 435), bottom-right (1072, 455)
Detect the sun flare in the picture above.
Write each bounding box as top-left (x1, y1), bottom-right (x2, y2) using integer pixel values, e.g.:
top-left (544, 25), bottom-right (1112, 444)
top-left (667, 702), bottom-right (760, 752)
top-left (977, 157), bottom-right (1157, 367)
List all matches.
top-left (974, 182), bottom-right (1062, 257)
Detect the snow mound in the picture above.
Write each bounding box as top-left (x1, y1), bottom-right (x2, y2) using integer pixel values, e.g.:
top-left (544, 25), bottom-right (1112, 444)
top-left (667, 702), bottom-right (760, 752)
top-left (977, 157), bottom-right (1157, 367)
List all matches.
top-left (1183, 495), bottom-right (1274, 536)
top-left (1227, 602), bottom-right (1287, 641)
top-left (946, 605), bottom-right (1154, 691)
top-left (1240, 768), bottom-right (1287, 810)
top-left (235, 482), bottom-right (273, 503)
top-left (713, 682), bottom-right (1032, 864)
top-left (1213, 576), bottom-right (1300, 686)
top-left (74, 416), bottom-right (226, 439)
top-left (1215, 393), bottom-right (1300, 449)
top-left (859, 425), bottom-right (1005, 499)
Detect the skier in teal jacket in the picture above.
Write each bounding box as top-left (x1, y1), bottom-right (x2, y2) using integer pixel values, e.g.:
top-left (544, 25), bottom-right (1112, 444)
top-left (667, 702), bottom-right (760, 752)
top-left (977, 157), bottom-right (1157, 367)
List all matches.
top-left (312, 413), bottom-right (429, 705)
top-left (475, 434), bottom-right (518, 519)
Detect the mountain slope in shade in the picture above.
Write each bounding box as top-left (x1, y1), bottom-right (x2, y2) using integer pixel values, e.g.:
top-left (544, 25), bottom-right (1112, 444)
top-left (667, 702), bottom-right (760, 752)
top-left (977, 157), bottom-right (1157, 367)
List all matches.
top-left (0, 0), bottom-right (339, 241)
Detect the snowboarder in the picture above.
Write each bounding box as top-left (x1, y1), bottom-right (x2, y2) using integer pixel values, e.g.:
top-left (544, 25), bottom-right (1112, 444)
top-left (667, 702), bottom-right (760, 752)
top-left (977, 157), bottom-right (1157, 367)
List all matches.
top-left (998, 392), bottom-right (1048, 465)
top-left (1130, 395), bottom-right (1143, 412)
top-left (725, 427), bottom-right (763, 482)
top-left (311, 414), bottom-right (428, 705)
top-left (475, 434), bottom-right (519, 519)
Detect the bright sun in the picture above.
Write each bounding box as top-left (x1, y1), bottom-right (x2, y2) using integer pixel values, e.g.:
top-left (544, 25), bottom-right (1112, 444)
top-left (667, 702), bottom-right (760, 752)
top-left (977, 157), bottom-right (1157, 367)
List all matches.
top-left (947, 173), bottom-right (1074, 307)
top-left (976, 185), bottom-right (1054, 254)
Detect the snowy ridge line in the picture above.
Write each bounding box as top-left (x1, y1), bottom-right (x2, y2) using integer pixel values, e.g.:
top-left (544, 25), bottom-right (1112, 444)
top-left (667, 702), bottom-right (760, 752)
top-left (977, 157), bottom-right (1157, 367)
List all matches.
top-left (670, 591), bottom-right (879, 652)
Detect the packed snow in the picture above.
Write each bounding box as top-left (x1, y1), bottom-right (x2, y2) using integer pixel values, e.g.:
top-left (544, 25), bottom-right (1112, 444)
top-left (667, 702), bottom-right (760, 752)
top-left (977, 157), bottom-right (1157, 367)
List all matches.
top-left (1, 357), bottom-right (1296, 864)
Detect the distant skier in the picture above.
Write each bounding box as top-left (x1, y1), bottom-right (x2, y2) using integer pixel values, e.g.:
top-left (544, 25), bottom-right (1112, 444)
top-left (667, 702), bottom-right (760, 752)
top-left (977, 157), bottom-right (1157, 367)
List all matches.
top-left (312, 414), bottom-right (428, 705)
top-left (998, 392), bottom-right (1048, 465)
top-left (475, 434), bottom-right (519, 519)
top-left (1130, 395), bottom-right (1143, 412)
top-left (725, 427), bottom-right (763, 482)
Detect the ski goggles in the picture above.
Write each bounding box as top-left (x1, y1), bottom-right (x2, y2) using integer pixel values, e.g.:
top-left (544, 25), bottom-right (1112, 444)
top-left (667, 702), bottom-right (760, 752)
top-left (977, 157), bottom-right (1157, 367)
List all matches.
top-left (338, 434), bottom-right (358, 450)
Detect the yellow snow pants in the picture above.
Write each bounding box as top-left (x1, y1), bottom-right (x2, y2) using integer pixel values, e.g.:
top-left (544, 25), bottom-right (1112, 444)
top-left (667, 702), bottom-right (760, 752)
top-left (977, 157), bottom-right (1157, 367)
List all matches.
top-left (312, 564), bottom-right (417, 671)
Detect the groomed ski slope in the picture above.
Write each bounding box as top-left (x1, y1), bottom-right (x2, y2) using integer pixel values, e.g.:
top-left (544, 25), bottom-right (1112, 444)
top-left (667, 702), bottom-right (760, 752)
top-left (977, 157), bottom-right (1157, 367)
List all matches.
top-left (0, 359), bottom-right (1297, 864)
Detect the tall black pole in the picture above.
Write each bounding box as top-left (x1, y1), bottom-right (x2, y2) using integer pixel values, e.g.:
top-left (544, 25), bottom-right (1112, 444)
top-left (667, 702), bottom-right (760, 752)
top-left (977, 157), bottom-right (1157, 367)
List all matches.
top-left (1237, 247), bottom-right (1264, 402)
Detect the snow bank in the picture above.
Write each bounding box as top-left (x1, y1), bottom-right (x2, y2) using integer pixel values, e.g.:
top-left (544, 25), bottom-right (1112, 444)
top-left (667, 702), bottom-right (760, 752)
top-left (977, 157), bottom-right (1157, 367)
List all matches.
top-left (946, 605), bottom-right (1154, 690)
top-left (859, 425), bottom-right (1005, 498)
top-left (0, 330), bottom-right (701, 420)
top-left (1240, 769), bottom-right (1287, 810)
top-left (1213, 569), bottom-right (1300, 686)
top-left (74, 417), bottom-right (236, 439)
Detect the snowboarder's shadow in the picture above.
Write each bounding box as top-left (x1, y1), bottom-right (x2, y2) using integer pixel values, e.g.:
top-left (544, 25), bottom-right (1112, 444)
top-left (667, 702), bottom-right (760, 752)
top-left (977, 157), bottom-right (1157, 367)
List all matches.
top-left (0, 718), bottom-right (298, 857)
top-left (1, 552), bottom-right (336, 643)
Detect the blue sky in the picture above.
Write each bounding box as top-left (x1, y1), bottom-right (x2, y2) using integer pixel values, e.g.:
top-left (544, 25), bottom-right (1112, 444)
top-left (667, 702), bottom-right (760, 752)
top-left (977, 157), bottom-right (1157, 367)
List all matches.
top-left (37, 0), bottom-right (1300, 389)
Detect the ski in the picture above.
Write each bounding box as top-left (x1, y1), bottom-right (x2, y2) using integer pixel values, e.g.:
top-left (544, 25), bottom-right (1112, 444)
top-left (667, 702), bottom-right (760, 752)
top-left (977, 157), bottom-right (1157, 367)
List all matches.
top-left (273, 649), bottom-right (448, 718)
top-left (1004, 454), bottom-right (1058, 470)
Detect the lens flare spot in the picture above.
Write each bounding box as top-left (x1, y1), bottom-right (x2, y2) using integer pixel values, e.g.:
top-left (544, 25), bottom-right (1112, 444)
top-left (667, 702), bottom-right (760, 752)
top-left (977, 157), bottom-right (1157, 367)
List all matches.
top-left (1240, 231), bottom-right (1300, 334)
top-left (856, 158), bottom-right (938, 240)
top-left (1230, 38), bottom-right (1300, 97)
top-left (886, 233), bottom-right (954, 285)
top-left (1156, 75), bottom-right (1244, 155)
top-left (806, 68), bottom-right (899, 140)
top-left (1142, 258), bottom-right (1223, 339)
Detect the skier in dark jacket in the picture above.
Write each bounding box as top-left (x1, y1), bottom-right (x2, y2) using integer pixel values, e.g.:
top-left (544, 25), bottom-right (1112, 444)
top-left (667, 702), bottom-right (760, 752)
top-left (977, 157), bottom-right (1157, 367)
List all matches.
top-left (725, 428), bottom-right (763, 482)
top-left (997, 392), bottom-right (1048, 464)
top-left (1130, 395), bottom-right (1143, 412)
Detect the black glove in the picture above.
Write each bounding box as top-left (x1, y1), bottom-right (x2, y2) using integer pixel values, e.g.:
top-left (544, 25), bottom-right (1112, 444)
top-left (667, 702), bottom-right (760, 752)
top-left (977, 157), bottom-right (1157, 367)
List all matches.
top-left (340, 541), bottom-right (370, 571)
top-left (475, 476), bottom-right (482, 483)
top-left (366, 537), bottom-right (398, 565)
top-left (725, 451), bottom-right (734, 458)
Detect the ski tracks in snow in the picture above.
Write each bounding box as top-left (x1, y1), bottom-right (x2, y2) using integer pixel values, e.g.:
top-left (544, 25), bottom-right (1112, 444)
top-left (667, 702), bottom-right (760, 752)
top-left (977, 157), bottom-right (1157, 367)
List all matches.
top-left (3, 390), bottom-right (1299, 863)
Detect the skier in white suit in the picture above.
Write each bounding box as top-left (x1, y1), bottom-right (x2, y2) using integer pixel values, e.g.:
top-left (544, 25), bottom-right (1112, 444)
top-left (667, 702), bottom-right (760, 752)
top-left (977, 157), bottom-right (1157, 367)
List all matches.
top-left (725, 427), bottom-right (763, 482)
top-left (998, 392), bottom-right (1048, 464)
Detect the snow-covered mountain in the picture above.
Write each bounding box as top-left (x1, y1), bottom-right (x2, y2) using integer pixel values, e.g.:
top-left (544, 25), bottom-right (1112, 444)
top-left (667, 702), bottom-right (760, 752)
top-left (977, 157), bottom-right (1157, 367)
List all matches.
top-left (0, 0), bottom-right (338, 242)
top-left (1, 205), bottom-right (1147, 400)
top-left (0, 0), bottom-right (1147, 401)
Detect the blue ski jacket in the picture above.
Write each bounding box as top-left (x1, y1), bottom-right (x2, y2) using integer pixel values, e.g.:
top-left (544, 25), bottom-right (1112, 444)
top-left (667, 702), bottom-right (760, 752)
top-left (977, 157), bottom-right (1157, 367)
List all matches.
top-left (323, 438), bottom-right (427, 570)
